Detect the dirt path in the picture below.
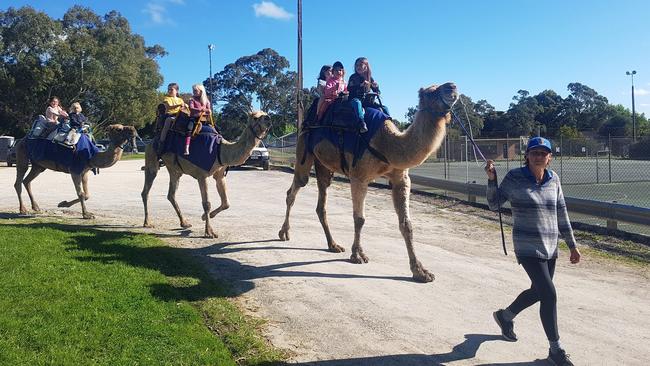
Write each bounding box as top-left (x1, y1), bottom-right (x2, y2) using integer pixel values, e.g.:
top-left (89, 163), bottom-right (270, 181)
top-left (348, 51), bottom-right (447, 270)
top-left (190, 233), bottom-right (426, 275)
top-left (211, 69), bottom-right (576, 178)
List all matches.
top-left (1, 160), bottom-right (648, 365)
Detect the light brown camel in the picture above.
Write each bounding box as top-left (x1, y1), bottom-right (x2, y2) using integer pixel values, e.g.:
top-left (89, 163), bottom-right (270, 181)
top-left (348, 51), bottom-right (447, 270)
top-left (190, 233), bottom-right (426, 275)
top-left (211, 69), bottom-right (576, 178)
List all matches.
top-left (279, 82), bottom-right (458, 282)
top-left (14, 124), bottom-right (138, 219)
top-left (141, 111), bottom-right (272, 238)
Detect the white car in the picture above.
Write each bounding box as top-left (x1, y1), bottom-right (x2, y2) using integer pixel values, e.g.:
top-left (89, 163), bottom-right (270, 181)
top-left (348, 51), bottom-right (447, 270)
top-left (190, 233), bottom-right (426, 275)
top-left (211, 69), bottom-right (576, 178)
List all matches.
top-left (242, 142), bottom-right (270, 170)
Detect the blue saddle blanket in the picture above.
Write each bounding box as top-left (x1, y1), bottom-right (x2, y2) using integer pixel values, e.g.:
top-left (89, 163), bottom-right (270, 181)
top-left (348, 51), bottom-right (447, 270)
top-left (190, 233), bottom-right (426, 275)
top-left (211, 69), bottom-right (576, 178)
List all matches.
top-left (161, 125), bottom-right (222, 171)
top-left (26, 134), bottom-right (99, 175)
top-left (306, 107), bottom-right (388, 161)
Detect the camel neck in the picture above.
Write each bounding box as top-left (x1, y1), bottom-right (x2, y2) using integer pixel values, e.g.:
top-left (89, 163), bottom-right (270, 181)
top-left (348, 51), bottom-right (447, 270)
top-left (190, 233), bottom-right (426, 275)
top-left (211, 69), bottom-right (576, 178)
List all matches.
top-left (217, 125), bottom-right (261, 167)
top-left (90, 143), bottom-right (124, 168)
top-left (384, 110), bottom-right (447, 169)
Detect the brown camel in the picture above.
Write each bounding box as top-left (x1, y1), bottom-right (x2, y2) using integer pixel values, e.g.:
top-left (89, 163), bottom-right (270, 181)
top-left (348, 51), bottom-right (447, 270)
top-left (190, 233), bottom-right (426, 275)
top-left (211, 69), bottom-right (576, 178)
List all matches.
top-left (141, 111), bottom-right (272, 238)
top-left (279, 82), bottom-right (458, 282)
top-left (14, 124), bottom-right (138, 219)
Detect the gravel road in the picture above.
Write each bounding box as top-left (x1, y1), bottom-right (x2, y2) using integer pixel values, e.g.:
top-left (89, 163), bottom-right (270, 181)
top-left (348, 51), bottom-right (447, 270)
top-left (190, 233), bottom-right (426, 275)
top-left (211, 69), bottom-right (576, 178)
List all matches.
top-left (1, 160), bottom-right (648, 365)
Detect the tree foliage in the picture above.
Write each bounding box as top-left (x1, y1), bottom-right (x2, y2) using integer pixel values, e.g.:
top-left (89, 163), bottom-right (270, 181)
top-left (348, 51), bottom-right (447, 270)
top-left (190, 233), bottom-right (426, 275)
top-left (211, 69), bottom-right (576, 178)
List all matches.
top-left (207, 48), bottom-right (307, 139)
top-left (407, 82), bottom-right (647, 140)
top-left (0, 5), bottom-right (165, 136)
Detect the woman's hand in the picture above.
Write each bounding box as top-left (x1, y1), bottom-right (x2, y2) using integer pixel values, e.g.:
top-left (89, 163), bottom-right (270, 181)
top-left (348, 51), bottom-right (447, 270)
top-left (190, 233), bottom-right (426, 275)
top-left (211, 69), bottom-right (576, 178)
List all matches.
top-left (485, 159), bottom-right (496, 180)
top-left (569, 247), bottom-right (581, 264)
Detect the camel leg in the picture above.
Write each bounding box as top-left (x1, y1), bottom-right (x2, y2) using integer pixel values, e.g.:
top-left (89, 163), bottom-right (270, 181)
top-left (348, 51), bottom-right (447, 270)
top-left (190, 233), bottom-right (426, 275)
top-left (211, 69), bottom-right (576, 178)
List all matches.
top-left (58, 172), bottom-right (90, 207)
top-left (14, 158), bottom-right (29, 214)
top-left (314, 160), bottom-right (344, 252)
top-left (141, 145), bottom-right (160, 227)
top-left (21, 165), bottom-right (47, 213)
top-left (71, 173), bottom-right (94, 219)
top-left (14, 159), bottom-right (37, 214)
top-left (388, 170), bottom-right (434, 283)
top-left (278, 135), bottom-right (314, 241)
top-left (349, 179), bottom-right (370, 264)
top-left (167, 170), bottom-right (191, 228)
top-left (198, 177), bottom-right (217, 238)
top-left (207, 169), bottom-right (229, 219)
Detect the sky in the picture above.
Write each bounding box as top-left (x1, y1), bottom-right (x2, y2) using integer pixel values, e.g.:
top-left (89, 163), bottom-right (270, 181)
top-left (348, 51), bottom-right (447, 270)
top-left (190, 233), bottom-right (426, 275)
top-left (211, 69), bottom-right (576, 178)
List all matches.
top-left (5, 0), bottom-right (650, 121)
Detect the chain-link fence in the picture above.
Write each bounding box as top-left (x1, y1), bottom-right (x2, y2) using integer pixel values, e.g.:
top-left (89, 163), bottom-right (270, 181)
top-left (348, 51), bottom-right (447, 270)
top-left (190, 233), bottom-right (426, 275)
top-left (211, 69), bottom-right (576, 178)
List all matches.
top-left (268, 134), bottom-right (650, 236)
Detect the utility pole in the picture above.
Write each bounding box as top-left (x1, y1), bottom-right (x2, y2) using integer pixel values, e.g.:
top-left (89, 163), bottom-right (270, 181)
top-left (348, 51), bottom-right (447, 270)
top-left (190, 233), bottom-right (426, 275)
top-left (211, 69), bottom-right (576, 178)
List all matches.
top-left (297, 0), bottom-right (303, 130)
top-left (208, 44), bottom-right (215, 104)
top-left (626, 70), bottom-right (637, 142)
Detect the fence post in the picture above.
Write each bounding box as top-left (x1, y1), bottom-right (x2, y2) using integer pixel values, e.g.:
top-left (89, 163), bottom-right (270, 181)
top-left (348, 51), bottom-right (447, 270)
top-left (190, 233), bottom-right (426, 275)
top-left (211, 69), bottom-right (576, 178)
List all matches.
top-left (560, 135), bottom-right (564, 183)
top-left (505, 134), bottom-right (509, 170)
top-left (465, 135), bottom-right (469, 183)
top-left (596, 150), bottom-right (600, 184)
top-left (608, 134), bottom-right (612, 183)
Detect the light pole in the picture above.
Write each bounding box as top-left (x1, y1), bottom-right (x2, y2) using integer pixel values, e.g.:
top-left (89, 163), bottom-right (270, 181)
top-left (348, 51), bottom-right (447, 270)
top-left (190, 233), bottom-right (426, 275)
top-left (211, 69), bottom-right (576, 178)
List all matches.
top-left (208, 44), bottom-right (215, 104)
top-left (296, 0), bottom-right (303, 130)
top-left (626, 70), bottom-right (637, 142)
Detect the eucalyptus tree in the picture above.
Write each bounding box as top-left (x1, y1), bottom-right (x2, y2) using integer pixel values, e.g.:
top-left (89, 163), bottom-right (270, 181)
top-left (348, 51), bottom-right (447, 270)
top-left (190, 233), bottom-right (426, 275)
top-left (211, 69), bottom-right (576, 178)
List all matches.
top-left (0, 5), bottom-right (165, 135)
top-left (209, 48), bottom-right (308, 139)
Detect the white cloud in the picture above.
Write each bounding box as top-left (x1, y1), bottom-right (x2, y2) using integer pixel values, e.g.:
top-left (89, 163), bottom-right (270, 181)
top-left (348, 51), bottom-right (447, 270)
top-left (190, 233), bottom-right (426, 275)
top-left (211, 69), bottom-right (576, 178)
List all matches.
top-left (143, 3), bottom-right (167, 24)
top-left (635, 88), bottom-right (649, 96)
top-left (253, 1), bottom-right (293, 20)
top-left (143, 1), bottom-right (185, 25)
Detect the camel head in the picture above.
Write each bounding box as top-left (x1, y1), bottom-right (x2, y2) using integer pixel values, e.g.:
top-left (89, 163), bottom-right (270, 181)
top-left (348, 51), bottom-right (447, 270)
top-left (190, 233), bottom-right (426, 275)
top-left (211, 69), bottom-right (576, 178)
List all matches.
top-left (417, 82), bottom-right (458, 124)
top-left (106, 124), bottom-right (138, 149)
top-left (248, 111), bottom-right (272, 140)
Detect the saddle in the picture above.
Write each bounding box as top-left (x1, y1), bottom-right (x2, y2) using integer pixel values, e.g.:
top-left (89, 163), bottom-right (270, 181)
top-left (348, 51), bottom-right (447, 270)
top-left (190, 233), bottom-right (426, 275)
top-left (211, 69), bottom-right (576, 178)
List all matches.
top-left (323, 98), bottom-right (359, 129)
top-left (28, 115), bottom-right (89, 149)
top-left (301, 104), bottom-right (390, 172)
top-left (169, 108), bottom-right (214, 138)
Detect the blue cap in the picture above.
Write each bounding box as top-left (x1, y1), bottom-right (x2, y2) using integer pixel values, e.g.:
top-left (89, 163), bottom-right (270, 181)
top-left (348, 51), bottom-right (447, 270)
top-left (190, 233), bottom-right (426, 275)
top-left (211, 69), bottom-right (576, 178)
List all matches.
top-left (526, 137), bottom-right (552, 152)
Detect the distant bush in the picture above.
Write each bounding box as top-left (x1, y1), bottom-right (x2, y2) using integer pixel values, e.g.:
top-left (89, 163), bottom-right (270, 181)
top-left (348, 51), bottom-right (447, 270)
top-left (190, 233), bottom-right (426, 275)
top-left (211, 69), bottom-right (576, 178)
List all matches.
top-left (628, 138), bottom-right (650, 159)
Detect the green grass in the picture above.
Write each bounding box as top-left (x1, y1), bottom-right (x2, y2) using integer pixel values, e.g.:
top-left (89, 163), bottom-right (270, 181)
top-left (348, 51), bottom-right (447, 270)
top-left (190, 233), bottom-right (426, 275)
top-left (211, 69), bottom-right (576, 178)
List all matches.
top-left (0, 218), bottom-right (285, 366)
top-left (120, 153), bottom-right (145, 160)
top-left (569, 232), bottom-right (650, 267)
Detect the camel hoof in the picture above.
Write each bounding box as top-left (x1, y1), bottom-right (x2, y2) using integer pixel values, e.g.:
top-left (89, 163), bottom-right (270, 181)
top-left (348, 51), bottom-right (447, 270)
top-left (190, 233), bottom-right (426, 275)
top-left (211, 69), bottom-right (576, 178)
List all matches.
top-left (57, 201), bottom-right (68, 208)
top-left (278, 229), bottom-right (290, 241)
top-left (328, 243), bottom-right (346, 253)
top-left (204, 230), bottom-right (218, 239)
top-left (19, 208), bottom-right (28, 215)
top-left (201, 213), bottom-right (207, 221)
top-left (180, 221), bottom-right (192, 229)
top-left (413, 269), bottom-right (435, 283)
top-left (350, 252), bottom-right (369, 264)
top-left (83, 213), bottom-right (95, 220)
top-left (209, 209), bottom-right (220, 218)
top-left (143, 222), bottom-right (154, 228)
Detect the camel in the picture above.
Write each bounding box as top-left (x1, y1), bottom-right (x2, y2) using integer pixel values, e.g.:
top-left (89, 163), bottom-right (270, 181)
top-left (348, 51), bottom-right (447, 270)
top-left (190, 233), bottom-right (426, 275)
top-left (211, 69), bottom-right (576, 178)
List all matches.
top-left (14, 124), bottom-right (138, 219)
top-left (278, 82), bottom-right (458, 282)
top-left (141, 111), bottom-right (272, 238)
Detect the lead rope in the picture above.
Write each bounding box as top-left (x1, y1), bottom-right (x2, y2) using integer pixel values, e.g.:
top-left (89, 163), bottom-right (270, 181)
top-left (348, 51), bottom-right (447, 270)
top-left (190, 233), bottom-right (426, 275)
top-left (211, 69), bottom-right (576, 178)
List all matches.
top-left (450, 109), bottom-right (508, 256)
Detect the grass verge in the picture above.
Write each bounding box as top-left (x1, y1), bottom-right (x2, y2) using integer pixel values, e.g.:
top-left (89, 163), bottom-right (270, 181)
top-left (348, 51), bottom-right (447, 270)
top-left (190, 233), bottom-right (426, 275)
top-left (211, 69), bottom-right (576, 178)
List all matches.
top-left (120, 153), bottom-right (145, 160)
top-left (0, 218), bottom-right (285, 365)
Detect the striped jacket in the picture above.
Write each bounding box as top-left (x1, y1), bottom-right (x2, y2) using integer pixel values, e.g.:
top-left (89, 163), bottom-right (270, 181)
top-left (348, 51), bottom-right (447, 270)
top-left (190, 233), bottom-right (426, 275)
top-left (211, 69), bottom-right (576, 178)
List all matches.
top-left (487, 166), bottom-right (576, 259)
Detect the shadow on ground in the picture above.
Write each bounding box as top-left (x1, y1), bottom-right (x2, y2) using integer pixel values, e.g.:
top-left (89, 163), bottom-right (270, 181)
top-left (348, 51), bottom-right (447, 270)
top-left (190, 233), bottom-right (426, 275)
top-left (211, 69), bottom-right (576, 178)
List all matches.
top-left (2, 222), bottom-right (412, 302)
top-left (2, 221), bottom-right (550, 366)
top-left (257, 333), bottom-right (546, 365)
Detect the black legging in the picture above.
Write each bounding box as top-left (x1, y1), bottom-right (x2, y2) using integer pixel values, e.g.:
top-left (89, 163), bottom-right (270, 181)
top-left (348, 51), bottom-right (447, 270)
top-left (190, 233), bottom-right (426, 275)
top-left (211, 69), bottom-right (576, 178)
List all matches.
top-left (507, 257), bottom-right (559, 342)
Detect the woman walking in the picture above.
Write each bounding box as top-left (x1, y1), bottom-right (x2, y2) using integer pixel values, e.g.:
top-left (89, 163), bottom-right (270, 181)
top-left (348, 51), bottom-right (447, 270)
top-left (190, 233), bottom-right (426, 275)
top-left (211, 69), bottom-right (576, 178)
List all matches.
top-left (485, 136), bottom-right (581, 366)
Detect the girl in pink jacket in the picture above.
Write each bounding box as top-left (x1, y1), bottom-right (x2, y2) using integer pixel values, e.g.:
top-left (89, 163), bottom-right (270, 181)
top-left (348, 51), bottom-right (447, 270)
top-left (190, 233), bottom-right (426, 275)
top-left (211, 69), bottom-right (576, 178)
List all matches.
top-left (316, 61), bottom-right (347, 121)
